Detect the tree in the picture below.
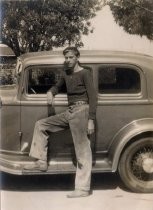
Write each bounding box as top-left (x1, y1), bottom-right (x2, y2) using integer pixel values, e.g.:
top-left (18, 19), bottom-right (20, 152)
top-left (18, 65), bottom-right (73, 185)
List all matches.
top-left (0, 0), bottom-right (103, 56)
top-left (107, 0), bottom-right (153, 40)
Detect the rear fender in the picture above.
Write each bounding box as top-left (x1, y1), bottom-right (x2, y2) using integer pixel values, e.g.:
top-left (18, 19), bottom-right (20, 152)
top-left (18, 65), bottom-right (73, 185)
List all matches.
top-left (109, 118), bottom-right (153, 171)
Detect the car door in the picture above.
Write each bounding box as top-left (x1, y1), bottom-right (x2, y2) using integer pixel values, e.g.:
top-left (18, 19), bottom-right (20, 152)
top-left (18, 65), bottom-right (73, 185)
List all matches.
top-left (95, 64), bottom-right (148, 158)
top-left (20, 65), bottom-right (75, 165)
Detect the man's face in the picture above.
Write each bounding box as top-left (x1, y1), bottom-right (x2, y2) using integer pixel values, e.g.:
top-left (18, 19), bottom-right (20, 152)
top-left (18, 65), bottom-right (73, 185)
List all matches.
top-left (64, 50), bottom-right (78, 69)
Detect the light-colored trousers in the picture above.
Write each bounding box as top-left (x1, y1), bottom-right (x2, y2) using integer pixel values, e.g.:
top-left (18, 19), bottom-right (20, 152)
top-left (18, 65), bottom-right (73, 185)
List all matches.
top-left (29, 104), bottom-right (92, 191)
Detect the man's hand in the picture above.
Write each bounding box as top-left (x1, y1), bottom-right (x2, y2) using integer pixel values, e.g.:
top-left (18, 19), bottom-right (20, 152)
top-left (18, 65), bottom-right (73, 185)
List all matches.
top-left (47, 91), bottom-right (54, 105)
top-left (87, 119), bottom-right (95, 135)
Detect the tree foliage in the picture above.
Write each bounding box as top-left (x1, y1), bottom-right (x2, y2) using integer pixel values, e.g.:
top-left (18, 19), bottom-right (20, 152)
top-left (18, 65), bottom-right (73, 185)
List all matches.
top-left (107, 0), bottom-right (153, 40)
top-left (0, 0), bottom-right (102, 56)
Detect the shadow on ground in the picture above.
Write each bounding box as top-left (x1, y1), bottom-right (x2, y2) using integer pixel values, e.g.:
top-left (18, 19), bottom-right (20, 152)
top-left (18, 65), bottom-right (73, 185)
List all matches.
top-left (0, 172), bottom-right (127, 192)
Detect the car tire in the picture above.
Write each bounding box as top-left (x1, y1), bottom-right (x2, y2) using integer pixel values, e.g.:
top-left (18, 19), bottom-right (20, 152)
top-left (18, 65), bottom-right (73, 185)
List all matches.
top-left (118, 137), bottom-right (153, 193)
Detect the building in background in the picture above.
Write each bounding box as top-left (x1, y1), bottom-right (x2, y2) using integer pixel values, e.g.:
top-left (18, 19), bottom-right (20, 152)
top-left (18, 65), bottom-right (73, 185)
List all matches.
top-left (0, 43), bottom-right (16, 86)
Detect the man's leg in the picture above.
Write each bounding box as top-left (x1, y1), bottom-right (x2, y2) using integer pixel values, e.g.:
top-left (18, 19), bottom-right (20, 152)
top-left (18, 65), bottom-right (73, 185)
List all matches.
top-left (24, 111), bottom-right (69, 170)
top-left (68, 105), bottom-right (92, 197)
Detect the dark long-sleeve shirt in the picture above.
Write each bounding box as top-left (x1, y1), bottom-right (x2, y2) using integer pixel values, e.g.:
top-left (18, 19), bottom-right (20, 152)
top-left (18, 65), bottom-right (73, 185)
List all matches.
top-left (50, 68), bottom-right (97, 120)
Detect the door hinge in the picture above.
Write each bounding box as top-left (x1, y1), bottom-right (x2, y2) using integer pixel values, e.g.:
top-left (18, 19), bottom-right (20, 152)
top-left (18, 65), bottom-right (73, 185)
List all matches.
top-left (18, 131), bottom-right (22, 137)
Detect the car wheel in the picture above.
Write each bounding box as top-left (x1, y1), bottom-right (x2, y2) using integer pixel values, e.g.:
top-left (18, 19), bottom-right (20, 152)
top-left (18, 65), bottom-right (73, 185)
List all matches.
top-left (118, 137), bottom-right (153, 193)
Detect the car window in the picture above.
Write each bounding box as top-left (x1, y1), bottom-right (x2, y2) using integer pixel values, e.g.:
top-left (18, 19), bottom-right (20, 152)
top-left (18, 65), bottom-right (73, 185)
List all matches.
top-left (27, 65), bottom-right (66, 94)
top-left (98, 66), bottom-right (141, 94)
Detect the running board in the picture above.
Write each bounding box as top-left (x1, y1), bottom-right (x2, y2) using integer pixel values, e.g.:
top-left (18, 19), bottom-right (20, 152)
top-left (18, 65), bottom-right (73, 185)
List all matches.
top-left (0, 153), bottom-right (113, 175)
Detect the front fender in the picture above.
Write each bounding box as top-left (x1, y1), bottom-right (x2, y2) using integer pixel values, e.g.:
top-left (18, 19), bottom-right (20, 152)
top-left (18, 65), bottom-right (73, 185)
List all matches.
top-left (109, 118), bottom-right (153, 171)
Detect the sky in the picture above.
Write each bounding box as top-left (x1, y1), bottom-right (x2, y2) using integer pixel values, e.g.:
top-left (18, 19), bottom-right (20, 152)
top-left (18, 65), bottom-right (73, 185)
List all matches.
top-left (82, 6), bottom-right (153, 56)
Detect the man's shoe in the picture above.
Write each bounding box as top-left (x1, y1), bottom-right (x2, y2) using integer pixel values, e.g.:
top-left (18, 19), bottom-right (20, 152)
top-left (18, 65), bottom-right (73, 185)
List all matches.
top-left (67, 190), bottom-right (90, 198)
top-left (23, 160), bottom-right (48, 172)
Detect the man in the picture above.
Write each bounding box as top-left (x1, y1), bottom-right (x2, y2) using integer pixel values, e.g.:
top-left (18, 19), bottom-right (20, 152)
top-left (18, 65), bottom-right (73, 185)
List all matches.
top-left (24, 47), bottom-right (97, 198)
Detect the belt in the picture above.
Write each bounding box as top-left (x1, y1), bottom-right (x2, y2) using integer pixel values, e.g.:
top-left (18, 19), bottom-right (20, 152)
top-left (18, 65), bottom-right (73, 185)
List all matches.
top-left (69, 101), bottom-right (88, 107)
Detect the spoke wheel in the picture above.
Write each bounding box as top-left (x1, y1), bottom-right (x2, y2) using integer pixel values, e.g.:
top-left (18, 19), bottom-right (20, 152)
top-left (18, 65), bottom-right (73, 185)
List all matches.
top-left (118, 137), bottom-right (153, 193)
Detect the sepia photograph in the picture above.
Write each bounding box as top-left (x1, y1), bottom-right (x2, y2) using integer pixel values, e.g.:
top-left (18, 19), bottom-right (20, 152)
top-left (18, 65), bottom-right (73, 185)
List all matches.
top-left (0, 0), bottom-right (153, 210)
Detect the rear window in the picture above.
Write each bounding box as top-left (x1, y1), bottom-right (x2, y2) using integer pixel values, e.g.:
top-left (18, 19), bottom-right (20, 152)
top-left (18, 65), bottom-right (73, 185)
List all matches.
top-left (98, 66), bottom-right (141, 94)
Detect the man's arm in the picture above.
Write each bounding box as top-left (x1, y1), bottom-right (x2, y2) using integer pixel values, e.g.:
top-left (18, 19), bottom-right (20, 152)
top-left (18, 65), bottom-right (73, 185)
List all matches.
top-left (47, 72), bottom-right (65, 105)
top-left (47, 91), bottom-right (54, 105)
top-left (87, 119), bottom-right (95, 135)
top-left (83, 69), bottom-right (97, 134)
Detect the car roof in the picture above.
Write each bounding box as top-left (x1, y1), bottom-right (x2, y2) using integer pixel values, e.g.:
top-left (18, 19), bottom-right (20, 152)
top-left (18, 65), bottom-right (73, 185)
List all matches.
top-left (19, 50), bottom-right (153, 69)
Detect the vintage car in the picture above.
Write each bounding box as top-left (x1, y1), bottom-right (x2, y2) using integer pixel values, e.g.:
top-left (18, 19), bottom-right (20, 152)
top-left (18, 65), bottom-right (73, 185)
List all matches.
top-left (0, 50), bottom-right (153, 193)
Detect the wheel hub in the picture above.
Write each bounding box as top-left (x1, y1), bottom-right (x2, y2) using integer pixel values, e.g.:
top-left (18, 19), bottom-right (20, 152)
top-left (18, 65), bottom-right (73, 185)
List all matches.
top-left (132, 150), bottom-right (153, 180)
top-left (142, 157), bottom-right (153, 173)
